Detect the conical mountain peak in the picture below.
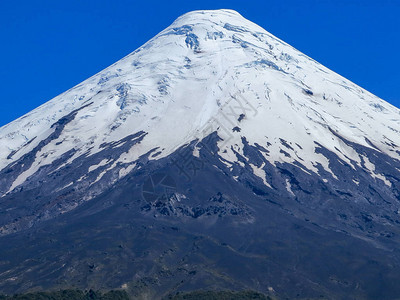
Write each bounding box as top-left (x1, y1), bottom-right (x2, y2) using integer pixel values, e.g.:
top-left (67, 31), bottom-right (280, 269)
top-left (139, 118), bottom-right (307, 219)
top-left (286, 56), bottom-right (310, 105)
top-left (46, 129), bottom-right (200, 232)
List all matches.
top-left (1, 10), bottom-right (400, 299)
top-left (0, 9), bottom-right (399, 233)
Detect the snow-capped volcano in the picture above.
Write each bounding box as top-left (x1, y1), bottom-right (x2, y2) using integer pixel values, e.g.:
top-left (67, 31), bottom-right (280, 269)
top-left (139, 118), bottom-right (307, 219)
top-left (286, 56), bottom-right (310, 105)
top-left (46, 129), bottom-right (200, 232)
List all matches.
top-left (1, 9), bottom-right (398, 196)
top-left (1, 9), bottom-right (400, 299)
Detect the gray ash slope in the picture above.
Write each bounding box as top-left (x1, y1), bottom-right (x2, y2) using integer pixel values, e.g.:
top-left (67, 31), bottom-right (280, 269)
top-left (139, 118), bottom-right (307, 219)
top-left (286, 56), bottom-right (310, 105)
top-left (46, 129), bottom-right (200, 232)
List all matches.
top-left (1, 9), bottom-right (400, 299)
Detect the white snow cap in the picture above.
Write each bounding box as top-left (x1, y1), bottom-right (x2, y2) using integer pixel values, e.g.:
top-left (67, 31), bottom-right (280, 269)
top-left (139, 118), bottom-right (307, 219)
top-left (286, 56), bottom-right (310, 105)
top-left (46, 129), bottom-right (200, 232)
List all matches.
top-left (1, 9), bottom-right (399, 192)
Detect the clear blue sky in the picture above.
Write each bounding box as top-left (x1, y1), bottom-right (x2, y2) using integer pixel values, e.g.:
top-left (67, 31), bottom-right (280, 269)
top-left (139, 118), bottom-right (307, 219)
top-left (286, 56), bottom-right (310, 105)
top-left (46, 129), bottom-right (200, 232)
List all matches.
top-left (0, 0), bottom-right (399, 127)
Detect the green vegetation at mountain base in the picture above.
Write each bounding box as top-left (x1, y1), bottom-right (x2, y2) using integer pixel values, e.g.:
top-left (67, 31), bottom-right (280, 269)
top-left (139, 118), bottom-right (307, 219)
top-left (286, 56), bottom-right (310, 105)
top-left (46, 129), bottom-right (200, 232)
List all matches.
top-left (165, 290), bottom-right (273, 300)
top-left (0, 289), bottom-right (129, 300)
top-left (0, 289), bottom-right (275, 300)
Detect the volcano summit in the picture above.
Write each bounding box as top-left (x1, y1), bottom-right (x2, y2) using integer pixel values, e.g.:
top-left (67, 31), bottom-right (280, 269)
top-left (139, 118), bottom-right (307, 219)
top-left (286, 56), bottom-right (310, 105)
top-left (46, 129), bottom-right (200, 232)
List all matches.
top-left (0, 9), bottom-right (400, 299)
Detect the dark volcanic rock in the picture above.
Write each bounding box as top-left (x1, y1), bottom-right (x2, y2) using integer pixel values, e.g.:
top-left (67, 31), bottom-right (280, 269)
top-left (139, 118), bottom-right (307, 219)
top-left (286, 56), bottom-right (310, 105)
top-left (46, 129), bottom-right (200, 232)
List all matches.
top-left (0, 132), bottom-right (400, 299)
